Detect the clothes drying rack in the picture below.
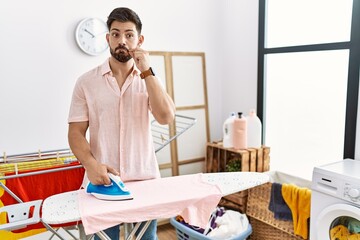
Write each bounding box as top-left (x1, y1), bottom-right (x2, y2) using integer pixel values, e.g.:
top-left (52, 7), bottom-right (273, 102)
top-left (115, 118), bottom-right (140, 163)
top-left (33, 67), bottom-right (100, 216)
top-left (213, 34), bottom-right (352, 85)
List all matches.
top-left (0, 114), bottom-right (196, 240)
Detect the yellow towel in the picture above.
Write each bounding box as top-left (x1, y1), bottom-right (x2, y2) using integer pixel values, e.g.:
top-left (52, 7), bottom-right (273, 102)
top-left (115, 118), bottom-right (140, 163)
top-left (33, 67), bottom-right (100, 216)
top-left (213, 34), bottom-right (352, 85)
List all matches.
top-left (330, 225), bottom-right (360, 240)
top-left (282, 183), bottom-right (311, 239)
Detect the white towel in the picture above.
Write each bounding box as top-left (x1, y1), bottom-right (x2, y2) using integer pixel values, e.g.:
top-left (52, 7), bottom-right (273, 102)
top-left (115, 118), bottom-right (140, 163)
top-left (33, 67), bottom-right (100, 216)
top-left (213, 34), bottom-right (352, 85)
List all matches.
top-left (207, 210), bottom-right (249, 239)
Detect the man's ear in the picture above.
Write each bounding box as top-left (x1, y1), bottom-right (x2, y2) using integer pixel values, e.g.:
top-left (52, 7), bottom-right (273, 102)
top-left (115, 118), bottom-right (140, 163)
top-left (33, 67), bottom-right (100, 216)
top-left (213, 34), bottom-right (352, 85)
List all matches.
top-left (138, 35), bottom-right (144, 46)
top-left (106, 33), bottom-right (110, 44)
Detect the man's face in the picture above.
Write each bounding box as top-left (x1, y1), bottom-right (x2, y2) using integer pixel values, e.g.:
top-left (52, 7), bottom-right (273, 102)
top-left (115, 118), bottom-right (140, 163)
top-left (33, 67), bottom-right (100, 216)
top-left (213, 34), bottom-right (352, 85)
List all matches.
top-left (107, 21), bottom-right (141, 63)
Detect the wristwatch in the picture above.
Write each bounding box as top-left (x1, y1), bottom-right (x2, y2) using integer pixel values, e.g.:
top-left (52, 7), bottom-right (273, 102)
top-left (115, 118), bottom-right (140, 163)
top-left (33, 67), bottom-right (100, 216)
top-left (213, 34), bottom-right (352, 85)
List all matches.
top-left (140, 67), bottom-right (155, 79)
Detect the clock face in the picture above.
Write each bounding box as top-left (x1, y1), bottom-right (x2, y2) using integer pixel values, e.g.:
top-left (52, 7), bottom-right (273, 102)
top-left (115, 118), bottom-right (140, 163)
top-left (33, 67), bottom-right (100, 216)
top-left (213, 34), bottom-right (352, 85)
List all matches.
top-left (75, 18), bottom-right (109, 56)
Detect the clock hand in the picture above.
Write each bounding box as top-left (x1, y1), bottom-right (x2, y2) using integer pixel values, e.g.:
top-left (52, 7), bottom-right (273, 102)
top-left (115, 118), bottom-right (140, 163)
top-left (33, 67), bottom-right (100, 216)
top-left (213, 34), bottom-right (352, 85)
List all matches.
top-left (84, 29), bottom-right (95, 38)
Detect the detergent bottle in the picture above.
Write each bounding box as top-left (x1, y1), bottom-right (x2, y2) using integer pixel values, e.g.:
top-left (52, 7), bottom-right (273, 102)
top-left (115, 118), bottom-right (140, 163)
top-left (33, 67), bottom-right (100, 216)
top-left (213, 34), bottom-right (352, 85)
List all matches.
top-left (246, 109), bottom-right (262, 148)
top-left (233, 112), bottom-right (247, 150)
top-left (223, 112), bottom-right (236, 148)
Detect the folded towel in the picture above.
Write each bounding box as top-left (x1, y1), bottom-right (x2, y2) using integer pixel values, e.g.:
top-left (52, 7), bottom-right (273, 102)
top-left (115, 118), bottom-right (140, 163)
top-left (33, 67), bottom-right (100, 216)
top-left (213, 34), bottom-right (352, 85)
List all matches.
top-left (282, 183), bottom-right (311, 239)
top-left (268, 182), bottom-right (292, 221)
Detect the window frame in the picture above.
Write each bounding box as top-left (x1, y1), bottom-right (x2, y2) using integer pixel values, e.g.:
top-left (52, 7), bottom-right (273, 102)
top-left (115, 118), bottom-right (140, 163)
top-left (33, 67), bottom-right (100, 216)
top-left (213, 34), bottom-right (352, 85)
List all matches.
top-left (257, 0), bottom-right (360, 158)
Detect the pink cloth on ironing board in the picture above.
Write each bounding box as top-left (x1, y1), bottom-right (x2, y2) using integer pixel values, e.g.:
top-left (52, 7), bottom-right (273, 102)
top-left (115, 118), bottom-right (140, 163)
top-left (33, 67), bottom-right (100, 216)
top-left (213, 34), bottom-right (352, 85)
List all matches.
top-left (78, 173), bottom-right (222, 235)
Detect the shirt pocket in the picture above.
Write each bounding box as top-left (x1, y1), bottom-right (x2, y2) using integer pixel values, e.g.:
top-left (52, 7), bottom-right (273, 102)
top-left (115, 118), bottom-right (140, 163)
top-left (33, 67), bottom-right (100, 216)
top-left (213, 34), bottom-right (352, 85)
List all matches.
top-left (132, 93), bottom-right (149, 117)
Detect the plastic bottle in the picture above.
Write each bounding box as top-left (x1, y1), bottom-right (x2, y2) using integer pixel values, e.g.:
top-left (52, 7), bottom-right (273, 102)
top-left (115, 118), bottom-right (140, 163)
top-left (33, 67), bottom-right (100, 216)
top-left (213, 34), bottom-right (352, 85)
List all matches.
top-left (246, 109), bottom-right (262, 148)
top-left (223, 112), bottom-right (236, 148)
top-left (233, 112), bottom-right (247, 150)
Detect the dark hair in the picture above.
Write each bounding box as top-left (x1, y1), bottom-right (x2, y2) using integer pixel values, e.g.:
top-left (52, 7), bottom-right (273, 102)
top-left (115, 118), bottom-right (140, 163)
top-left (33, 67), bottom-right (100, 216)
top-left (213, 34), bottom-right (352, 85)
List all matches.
top-left (107, 7), bottom-right (142, 34)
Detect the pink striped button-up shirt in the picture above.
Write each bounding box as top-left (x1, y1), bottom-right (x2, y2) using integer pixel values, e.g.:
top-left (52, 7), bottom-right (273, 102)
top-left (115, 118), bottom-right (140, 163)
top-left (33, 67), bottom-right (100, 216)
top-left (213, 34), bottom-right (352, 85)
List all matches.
top-left (68, 59), bottom-right (160, 182)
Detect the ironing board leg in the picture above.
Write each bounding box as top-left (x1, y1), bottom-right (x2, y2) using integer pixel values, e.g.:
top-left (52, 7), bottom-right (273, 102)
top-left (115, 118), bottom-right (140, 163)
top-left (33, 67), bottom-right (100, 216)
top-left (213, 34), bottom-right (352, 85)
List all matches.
top-left (125, 221), bottom-right (152, 240)
top-left (63, 226), bottom-right (79, 239)
top-left (85, 221), bottom-right (152, 240)
top-left (94, 230), bottom-right (112, 240)
top-left (135, 221), bottom-right (152, 240)
top-left (78, 223), bottom-right (112, 240)
top-left (125, 222), bottom-right (141, 240)
top-left (43, 221), bottom-right (68, 240)
top-left (78, 223), bottom-right (92, 240)
top-left (124, 223), bottom-right (133, 239)
top-left (48, 228), bottom-right (71, 240)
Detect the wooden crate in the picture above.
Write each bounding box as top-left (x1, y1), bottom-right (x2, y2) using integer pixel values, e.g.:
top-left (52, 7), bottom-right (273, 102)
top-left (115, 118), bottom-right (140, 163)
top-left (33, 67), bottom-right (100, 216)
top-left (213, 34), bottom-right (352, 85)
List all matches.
top-left (205, 142), bottom-right (270, 173)
top-left (218, 190), bottom-right (248, 213)
top-left (205, 142), bottom-right (270, 213)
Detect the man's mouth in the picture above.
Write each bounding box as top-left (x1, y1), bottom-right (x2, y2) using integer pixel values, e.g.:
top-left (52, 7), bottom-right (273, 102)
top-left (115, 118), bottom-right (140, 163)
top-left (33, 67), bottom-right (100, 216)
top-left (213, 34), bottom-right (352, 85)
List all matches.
top-left (116, 46), bottom-right (129, 54)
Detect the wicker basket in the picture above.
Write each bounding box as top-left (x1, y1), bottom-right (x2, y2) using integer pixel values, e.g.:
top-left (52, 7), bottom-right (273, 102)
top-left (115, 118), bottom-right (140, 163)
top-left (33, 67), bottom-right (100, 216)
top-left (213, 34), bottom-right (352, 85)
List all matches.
top-left (248, 218), bottom-right (300, 240)
top-left (246, 179), bottom-right (306, 240)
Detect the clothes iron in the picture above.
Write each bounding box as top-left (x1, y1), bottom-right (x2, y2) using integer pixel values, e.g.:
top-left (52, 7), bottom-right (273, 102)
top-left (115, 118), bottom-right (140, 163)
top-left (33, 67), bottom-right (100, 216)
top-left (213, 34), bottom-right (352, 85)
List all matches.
top-left (86, 173), bottom-right (133, 201)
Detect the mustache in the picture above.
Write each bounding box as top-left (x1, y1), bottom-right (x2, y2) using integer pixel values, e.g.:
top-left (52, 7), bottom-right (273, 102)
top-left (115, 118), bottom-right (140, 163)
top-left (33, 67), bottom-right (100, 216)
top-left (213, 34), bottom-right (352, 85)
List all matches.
top-left (110, 45), bottom-right (133, 63)
top-left (115, 45), bottom-right (130, 53)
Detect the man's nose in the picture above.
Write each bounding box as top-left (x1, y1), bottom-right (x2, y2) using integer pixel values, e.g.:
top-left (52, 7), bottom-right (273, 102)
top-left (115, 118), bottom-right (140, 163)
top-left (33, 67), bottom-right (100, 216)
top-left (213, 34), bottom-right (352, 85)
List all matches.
top-left (118, 35), bottom-right (126, 45)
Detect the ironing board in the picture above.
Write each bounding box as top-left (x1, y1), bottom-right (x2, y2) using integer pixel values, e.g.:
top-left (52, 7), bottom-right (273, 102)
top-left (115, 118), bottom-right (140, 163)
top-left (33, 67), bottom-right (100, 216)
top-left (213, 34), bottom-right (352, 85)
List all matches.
top-left (41, 172), bottom-right (269, 240)
top-left (0, 114), bottom-right (196, 239)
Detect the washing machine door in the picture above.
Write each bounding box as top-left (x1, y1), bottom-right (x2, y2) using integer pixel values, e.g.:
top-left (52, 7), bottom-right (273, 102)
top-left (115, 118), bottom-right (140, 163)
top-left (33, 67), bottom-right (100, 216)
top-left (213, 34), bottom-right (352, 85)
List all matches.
top-left (314, 203), bottom-right (360, 240)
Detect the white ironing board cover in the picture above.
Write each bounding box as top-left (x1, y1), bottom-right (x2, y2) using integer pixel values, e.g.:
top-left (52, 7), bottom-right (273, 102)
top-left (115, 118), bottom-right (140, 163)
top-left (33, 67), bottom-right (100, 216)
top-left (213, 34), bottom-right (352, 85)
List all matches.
top-left (203, 171), bottom-right (270, 196)
top-left (42, 172), bottom-right (269, 234)
top-left (42, 191), bottom-right (80, 224)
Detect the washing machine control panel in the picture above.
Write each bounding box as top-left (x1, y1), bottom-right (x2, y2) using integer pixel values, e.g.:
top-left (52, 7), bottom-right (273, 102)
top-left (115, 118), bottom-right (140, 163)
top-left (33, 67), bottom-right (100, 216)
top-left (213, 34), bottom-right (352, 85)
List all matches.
top-left (344, 183), bottom-right (360, 203)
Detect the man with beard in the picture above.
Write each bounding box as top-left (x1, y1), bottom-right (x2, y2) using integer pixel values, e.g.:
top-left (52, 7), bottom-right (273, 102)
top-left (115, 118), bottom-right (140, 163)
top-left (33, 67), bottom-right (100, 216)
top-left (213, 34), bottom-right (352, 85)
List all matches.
top-left (67, 7), bottom-right (175, 240)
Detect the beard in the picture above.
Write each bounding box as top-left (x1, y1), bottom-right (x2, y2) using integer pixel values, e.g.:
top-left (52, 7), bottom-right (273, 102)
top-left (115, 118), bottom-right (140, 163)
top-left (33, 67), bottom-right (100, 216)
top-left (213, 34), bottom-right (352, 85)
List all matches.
top-left (110, 45), bottom-right (133, 63)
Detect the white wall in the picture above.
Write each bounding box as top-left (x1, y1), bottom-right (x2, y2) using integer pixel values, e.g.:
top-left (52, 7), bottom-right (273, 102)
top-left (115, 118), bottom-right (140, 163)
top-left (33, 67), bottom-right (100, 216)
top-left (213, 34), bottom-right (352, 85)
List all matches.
top-left (3, 0), bottom-right (359, 164)
top-left (222, 1), bottom-right (259, 121)
top-left (0, 0), bottom-right (259, 155)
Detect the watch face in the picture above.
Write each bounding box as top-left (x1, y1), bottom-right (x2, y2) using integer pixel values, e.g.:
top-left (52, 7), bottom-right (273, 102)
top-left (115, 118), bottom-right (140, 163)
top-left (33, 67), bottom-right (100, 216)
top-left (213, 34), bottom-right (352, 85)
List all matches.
top-left (75, 18), bottom-right (109, 56)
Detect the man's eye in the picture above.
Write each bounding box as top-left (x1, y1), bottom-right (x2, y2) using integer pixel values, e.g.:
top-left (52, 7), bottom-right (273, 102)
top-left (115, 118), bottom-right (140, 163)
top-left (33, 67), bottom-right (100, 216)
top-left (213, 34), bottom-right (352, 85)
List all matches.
top-left (111, 33), bottom-right (119, 37)
top-left (126, 34), bottom-right (134, 38)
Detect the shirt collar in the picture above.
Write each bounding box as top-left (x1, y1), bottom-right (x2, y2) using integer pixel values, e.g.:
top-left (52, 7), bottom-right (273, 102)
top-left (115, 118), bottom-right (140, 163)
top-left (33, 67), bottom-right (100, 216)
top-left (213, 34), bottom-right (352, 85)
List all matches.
top-left (101, 58), bottom-right (141, 78)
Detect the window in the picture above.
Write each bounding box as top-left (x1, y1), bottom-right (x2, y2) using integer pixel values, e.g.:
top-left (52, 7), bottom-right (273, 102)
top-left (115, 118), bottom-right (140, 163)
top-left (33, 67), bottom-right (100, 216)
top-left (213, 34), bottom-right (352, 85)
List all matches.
top-left (266, 0), bottom-right (352, 48)
top-left (258, 0), bottom-right (360, 179)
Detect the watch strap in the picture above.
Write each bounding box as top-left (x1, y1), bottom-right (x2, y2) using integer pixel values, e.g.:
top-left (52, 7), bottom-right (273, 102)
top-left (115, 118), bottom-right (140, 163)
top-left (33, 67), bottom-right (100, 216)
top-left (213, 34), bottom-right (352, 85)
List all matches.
top-left (140, 67), bottom-right (155, 79)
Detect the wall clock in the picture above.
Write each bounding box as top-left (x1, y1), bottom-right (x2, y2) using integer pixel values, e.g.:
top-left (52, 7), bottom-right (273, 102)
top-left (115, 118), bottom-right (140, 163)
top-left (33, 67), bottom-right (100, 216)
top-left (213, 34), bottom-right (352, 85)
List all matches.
top-left (75, 18), bottom-right (109, 56)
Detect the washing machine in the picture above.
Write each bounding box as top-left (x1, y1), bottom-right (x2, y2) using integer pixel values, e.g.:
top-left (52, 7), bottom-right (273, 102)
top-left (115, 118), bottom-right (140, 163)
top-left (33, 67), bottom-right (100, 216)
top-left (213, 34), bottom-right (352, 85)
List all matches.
top-left (310, 159), bottom-right (360, 240)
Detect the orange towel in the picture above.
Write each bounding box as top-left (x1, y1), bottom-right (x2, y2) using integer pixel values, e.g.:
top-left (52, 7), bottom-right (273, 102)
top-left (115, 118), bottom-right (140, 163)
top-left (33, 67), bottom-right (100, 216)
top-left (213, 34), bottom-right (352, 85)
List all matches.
top-left (282, 183), bottom-right (311, 239)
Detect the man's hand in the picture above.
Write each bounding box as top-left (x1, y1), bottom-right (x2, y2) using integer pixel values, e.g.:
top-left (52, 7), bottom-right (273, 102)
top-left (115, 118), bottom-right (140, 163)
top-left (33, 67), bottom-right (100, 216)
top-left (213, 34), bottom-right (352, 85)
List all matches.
top-left (129, 46), bottom-right (150, 72)
top-left (86, 161), bottom-right (119, 185)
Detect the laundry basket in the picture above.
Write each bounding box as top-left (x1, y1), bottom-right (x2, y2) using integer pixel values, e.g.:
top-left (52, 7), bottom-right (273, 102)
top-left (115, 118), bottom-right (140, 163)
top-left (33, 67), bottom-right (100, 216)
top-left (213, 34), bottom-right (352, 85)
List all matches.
top-left (170, 217), bottom-right (252, 240)
top-left (246, 171), bottom-right (311, 240)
